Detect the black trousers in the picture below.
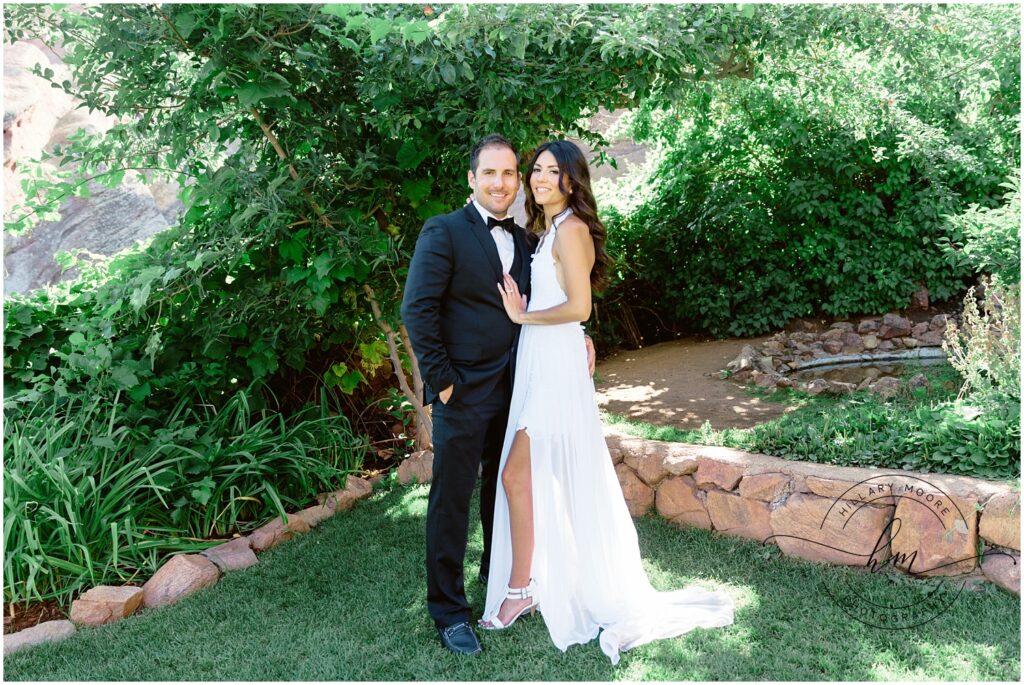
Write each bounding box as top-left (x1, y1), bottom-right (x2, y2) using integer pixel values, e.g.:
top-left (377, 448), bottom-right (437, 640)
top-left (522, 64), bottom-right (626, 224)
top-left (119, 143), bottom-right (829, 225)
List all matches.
top-left (425, 372), bottom-right (510, 628)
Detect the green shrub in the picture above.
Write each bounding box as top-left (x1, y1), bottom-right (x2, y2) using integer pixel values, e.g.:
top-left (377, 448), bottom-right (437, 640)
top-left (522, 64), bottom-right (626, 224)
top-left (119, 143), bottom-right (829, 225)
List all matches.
top-left (3, 390), bottom-right (366, 606)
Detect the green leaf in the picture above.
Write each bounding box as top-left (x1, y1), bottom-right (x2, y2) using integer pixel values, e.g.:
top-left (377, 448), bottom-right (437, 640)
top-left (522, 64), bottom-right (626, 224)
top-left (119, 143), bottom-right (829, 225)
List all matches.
top-left (234, 79), bottom-right (292, 108)
top-left (129, 282), bottom-right (152, 312)
top-left (402, 177), bottom-right (433, 204)
top-left (439, 62), bottom-right (457, 85)
top-left (511, 32), bottom-right (528, 60)
top-left (368, 18), bottom-right (391, 43)
top-left (396, 138), bottom-right (428, 170)
top-left (321, 4), bottom-right (359, 18)
top-left (110, 365), bottom-right (140, 388)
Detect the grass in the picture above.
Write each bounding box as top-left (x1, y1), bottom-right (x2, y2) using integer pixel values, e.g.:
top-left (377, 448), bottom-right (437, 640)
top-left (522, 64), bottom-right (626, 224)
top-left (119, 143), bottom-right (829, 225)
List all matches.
top-left (5, 483), bottom-right (1019, 681)
top-left (605, 363), bottom-right (1020, 482)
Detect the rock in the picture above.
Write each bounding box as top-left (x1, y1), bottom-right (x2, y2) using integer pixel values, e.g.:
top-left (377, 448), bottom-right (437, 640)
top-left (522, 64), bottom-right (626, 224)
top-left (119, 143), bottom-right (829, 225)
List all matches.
top-left (981, 548), bottom-right (1020, 595)
top-left (890, 492), bottom-right (978, 576)
top-left (907, 374), bottom-right (930, 393)
top-left (706, 491), bottom-right (773, 542)
top-left (910, 287), bottom-right (929, 310)
top-left (862, 334), bottom-right (879, 350)
top-left (823, 339), bottom-right (844, 354)
top-left (869, 377), bottom-right (901, 399)
top-left (142, 554), bottom-right (220, 609)
top-left (806, 379), bottom-right (830, 396)
top-left (727, 344), bottom-right (760, 372)
top-left (762, 341), bottom-right (785, 356)
top-left (201, 536), bottom-right (258, 572)
top-left (662, 448), bottom-right (699, 476)
top-left (877, 340), bottom-right (895, 351)
top-left (695, 459), bottom-right (744, 491)
top-left (248, 514), bottom-right (311, 553)
top-left (917, 330), bottom-right (944, 346)
top-left (615, 463), bottom-right (654, 517)
top-left (293, 502), bottom-right (336, 528)
top-left (730, 369), bottom-right (752, 382)
top-left (319, 476), bottom-right (374, 513)
top-left (70, 586), bottom-right (144, 627)
top-left (738, 473), bottom-right (792, 506)
top-left (623, 442), bottom-right (671, 487)
top-left (822, 328), bottom-right (845, 341)
top-left (929, 314), bottom-right (948, 330)
top-left (980, 491), bottom-right (1021, 551)
top-left (4, 177), bottom-right (170, 295)
top-left (902, 337), bottom-right (918, 349)
top-left (754, 371), bottom-right (778, 389)
top-left (857, 319), bottom-right (880, 334)
top-left (655, 476), bottom-right (712, 529)
top-left (827, 381), bottom-right (857, 395)
top-left (830, 322), bottom-right (855, 331)
top-left (397, 450), bottom-right (434, 485)
top-left (3, 620), bottom-right (76, 656)
top-left (608, 447), bottom-right (625, 465)
top-left (805, 475), bottom-right (897, 506)
top-left (770, 493), bottom-right (893, 566)
top-left (912, 322), bottom-right (930, 337)
top-left (757, 356), bottom-right (776, 374)
top-left (878, 313), bottom-right (913, 339)
top-left (840, 331), bottom-right (864, 353)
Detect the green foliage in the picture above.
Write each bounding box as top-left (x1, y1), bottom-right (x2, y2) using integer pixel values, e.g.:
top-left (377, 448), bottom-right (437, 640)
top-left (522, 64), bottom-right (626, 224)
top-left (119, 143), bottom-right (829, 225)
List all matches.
top-left (595, 4), bottom-right (1019, 341)
top-left (944, 276), bottom-right (1021, 405)
top-left (607, 364), bottom-right (1020, 481)
top-left (3, 389), bottom-right (366, 606)
top-left (942, 174), bottom-right (1022, 286)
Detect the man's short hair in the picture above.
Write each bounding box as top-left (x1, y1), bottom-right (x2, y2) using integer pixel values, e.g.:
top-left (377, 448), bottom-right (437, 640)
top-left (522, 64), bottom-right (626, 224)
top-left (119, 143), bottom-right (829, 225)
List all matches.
top-left (469, 134), bottom-right (519, 174)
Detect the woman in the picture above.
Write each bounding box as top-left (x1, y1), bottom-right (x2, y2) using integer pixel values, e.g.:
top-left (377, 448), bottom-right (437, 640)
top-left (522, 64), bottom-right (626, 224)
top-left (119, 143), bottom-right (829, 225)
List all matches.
top-left (479, 140), bottom-right (734, 664)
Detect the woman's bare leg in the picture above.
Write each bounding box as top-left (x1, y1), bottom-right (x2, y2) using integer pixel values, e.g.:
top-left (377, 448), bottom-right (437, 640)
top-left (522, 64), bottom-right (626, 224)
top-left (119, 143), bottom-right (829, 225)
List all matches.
top-left (482, 428), bottom-right (535, 627)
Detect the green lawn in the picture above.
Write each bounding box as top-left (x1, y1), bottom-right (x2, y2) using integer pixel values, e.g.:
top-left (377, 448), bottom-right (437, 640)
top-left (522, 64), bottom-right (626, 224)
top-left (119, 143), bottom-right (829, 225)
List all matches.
top-left (5, 483), bottom-right (1019, 681)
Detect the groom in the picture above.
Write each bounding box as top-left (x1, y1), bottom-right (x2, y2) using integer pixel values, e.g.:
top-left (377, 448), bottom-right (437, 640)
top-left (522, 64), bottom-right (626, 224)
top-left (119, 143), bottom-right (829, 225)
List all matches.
top-left (402, 134), bottom-right (593, 656)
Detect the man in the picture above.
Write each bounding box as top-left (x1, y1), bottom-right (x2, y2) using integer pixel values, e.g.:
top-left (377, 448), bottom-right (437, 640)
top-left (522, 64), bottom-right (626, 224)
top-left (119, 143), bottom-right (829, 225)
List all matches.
top-left (401, 134), bottom-right (594, 656)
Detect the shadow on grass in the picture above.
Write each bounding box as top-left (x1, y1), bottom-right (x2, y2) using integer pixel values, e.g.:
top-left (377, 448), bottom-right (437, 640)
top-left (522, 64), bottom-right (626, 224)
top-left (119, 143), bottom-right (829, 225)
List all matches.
top-left (4, 485), bottom-right (1019, 681)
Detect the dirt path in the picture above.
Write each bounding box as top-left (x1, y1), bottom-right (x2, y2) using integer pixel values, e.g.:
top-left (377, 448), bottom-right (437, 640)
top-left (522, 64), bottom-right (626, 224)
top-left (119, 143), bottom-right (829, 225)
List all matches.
top-left (595, 336), bottom-right (800, 430)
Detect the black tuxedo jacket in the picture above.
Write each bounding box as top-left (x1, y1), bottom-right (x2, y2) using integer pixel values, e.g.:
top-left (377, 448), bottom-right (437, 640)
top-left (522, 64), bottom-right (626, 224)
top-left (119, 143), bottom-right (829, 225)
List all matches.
top-left (402, 204), bottom-right (535, 406)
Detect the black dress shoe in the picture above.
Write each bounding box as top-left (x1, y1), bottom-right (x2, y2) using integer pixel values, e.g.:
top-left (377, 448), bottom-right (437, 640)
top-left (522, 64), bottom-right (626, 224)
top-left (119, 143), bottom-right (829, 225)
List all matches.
top-left (438, 621), bottom-right (482, 656)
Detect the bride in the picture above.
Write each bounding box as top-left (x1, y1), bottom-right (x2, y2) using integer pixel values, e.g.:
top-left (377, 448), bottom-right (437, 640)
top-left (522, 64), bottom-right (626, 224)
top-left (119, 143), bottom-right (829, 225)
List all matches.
top-left (480, 140), bottom-right (735, 664)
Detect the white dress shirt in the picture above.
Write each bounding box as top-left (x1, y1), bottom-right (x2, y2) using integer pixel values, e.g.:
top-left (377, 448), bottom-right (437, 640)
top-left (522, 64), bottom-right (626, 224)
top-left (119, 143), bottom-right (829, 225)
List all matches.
top-left (472, 198), bottom-right (515, 274)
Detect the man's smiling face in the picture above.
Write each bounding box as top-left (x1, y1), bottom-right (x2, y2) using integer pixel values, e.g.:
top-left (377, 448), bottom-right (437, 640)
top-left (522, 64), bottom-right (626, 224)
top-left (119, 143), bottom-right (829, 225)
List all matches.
top-left (468, 144), bottom-right (520, 219)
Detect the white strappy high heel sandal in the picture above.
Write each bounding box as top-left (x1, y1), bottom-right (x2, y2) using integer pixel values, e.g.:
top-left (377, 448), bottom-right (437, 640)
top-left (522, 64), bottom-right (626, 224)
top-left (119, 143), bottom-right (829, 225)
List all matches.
top-left (479, 579), bottom-right (538, 630)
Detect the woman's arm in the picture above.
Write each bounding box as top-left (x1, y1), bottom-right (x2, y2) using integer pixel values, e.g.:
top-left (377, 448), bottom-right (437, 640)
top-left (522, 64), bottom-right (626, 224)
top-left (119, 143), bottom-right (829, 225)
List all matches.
top-left (498, 217), bottom-right (595, 325)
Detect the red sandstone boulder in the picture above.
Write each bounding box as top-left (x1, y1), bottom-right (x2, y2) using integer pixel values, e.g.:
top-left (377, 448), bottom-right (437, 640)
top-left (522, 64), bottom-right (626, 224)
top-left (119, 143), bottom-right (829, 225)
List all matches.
top-left (739, 473), bottom-right (792, 504)
top-left (615, 463), bottom-right (654, 517)
top-left (3, 620), bottom-right (76, 656)
top-left (319, 476), bottom-right (373, 513)
top-left (70, 585), bottom-right (143, 626)
top-left (889, 492), bottom-right (978, 576)
top-left (770, 493), bottom-right (893, 567)
top-left (248, 514), bottom-right (311, 553)
top-left (656, 476), bottom-right (712, 529)
top-left (980, 491), bottom-right (1020, 551)
top-left (200, 536), bottom-right (258, 572)
top-left (878, 313), bottom-right (913, 339)
top-left (397, 450), bottom-right (434, 485)
top-left (623, 441), bottom-right (670, 487)
top-left (981, 548), bottom-right (1020, 595)
top-left (142, 554), bottom-right (220, 608)
top-left (706, 491), bottom-right (772, 542)
top-left (695, 459), bottom-right (744, 491)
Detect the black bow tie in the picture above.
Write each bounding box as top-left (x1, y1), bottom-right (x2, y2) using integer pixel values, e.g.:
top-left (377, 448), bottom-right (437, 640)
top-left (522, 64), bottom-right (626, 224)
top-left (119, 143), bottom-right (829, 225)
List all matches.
top-left (487, 216), bottom-right (516, 233)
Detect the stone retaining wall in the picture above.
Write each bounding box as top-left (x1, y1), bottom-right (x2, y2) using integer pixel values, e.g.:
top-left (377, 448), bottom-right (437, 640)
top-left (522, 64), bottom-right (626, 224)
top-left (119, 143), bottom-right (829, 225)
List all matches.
top-left (603, 429), bottom-right (1019, 595)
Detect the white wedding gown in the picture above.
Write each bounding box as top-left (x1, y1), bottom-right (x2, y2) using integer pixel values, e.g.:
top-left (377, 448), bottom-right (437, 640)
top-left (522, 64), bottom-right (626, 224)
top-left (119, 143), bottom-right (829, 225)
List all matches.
top-left (482, 209), bottom-right (735, 665)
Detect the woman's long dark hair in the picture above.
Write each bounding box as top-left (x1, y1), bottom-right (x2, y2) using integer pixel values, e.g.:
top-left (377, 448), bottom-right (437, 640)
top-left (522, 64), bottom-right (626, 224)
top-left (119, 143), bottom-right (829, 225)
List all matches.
top-left (524, 140), bottom-right (613, 293)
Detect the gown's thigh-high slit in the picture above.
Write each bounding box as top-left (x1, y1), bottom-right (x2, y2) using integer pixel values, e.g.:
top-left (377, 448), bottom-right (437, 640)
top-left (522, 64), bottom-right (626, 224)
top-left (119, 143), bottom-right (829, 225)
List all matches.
top-left (482, 209), bottom-right (734, 664)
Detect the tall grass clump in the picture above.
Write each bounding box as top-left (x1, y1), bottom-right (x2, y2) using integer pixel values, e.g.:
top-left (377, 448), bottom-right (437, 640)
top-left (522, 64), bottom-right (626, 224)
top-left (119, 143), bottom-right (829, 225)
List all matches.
top-left (3, 389), bottom-right (366, 607)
